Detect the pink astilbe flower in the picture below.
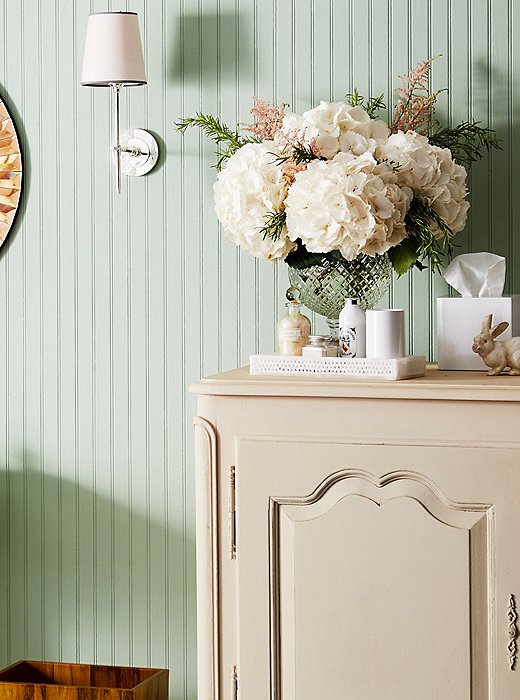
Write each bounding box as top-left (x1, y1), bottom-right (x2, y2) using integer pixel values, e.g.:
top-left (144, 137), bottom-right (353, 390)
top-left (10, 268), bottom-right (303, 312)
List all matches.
top-left (243, 97), bottom-right (323, 183)
top-left (309, 137), bottom-right (323, 159)
top-left (243, 97), bottom-right (287, 140)
top-left (391, 57), bottom-right (441, 134)
top-left (281, 159), bottom-right (308, 182)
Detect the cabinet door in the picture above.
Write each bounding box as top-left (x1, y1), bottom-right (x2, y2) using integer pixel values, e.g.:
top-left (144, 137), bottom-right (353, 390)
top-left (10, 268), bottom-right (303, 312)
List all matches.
top-left (235, 438), bottom-right (520, 700)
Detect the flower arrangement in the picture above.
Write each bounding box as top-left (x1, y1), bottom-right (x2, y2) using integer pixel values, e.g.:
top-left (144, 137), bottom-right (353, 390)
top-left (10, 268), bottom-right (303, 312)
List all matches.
top-left (177, 58), bottom-right (499, 276)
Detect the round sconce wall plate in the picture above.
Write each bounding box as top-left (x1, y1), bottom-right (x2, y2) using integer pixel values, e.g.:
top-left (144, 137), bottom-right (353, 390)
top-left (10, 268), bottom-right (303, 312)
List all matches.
top-left (0, 96), bottom-right (23, 250)
top-left (120, 128), bottom-right (159, 177)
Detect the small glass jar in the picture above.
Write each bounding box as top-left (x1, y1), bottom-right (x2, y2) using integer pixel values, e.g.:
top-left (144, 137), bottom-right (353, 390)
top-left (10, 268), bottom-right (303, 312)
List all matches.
top-left (325, 337), bottom-right (338, 357)
top-left (277, 301), bottom-right (311, 356)
top-left (303, 335), bottom-right (334, 357)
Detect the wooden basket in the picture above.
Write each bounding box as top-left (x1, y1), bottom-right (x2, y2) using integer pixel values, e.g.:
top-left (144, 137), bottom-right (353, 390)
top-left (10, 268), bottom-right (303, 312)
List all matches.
top-left (0, 660), bottom-right (169, 699)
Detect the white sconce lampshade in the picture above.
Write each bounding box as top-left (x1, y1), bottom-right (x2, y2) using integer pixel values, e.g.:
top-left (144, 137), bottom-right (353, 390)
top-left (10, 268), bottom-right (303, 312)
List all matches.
top-left (81, 12), bottom-right (147, 87)
top-left (81, 10), bottom-right (158, 194)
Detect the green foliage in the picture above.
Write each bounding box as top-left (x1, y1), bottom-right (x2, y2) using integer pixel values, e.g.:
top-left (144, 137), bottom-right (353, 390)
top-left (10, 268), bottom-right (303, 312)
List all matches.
top-left (346, 87), bottom-right (364, 108)
top-left (388, 238), bottom-right (424, 277)
top-left (366, 94), bottom-right (387, 119)
top-left (284, 241), bottom-right (327, 269)
top-left (284, 243), bottom-right (351, 270)
top-left (429, 120), bottom-right (501, 167)
top-left (272, 142), bottom-right (324, 167)
top-left (258, 210), bottom-right (287, 241)
top-left (390, 198), bottom-right (456, 275)
top-left (175, 113), bottom-right (258, 170)
top-left (346, 88), bottom-right (386, 119)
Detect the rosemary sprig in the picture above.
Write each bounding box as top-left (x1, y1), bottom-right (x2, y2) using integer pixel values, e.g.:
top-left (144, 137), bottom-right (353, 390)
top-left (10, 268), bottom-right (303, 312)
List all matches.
top-left (405, 199), bottom-right (454, 272)
top-left (388, 199), bottom-right (456, 276)
top-left (258, 210), bottom-right (287, 241)
top-left (175, 112), bottom-right (243, 148)
top-left (273, 142), bottom-right (325, 167)
top-left (429, 120), bottom-right (501, 166)
top-left (366, 94), bottom-right (387, 118)
top-left (346, 88), bottom-right (386, 119)
top-left (175, 112), bottom-right (258, 170)
top-left (346, 88), bottom-right (364, 108)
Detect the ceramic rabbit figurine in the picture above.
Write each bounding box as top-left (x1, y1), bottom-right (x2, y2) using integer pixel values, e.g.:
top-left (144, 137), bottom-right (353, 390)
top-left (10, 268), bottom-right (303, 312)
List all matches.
top-left (472, 314), bottom-right (520, 375)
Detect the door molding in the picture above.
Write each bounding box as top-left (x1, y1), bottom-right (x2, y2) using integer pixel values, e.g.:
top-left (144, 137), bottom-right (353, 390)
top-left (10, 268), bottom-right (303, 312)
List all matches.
top-left (268, 468), bottom-right (494, 700)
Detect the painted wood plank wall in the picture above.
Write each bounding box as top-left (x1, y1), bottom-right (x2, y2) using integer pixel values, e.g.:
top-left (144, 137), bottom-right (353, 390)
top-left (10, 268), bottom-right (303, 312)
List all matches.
top-left (0, 1), bottom-right (518, 698)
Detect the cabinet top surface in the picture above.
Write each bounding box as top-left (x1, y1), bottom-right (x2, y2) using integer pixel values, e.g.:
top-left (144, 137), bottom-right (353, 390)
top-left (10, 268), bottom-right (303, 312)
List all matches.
top-left (190, 364), bottom-right (520, 402)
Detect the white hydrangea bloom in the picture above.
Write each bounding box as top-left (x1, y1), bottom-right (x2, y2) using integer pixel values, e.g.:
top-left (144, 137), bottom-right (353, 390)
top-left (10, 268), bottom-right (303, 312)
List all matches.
top-left (376, 130), bottom-right (441, 190)
top-left (213, 142), bottom-right (296, 261)
top-left (338, 105), bottom-right (390, 142)
top-left (376, 131), bottom-right (469, 235)
top-left (281, 101), bottom-right (389, 159)
top-left (425, 147), bottom-right (470, 235)
top-left (285, 152), bottom-right (412, 260)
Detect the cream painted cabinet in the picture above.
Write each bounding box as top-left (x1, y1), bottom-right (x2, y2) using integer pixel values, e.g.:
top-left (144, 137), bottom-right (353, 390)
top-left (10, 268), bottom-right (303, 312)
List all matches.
top-left (191, 367), bottom-right (520, 700)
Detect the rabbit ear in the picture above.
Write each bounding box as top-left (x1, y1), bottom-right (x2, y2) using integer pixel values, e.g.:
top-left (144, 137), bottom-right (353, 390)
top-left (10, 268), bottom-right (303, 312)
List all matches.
top-left (482, 314), bottom-right (493, 332)
top-left (491, 321), bottom-right (509, 338)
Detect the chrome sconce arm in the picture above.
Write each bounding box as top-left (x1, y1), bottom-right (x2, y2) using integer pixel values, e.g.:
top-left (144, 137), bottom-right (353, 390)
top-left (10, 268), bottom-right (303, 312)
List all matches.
top-left (110, 83), bottom-right (158, 194)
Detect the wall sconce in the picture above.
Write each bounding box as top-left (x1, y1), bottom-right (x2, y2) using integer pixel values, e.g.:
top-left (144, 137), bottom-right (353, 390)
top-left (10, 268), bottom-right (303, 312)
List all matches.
top-left (81, 11), bottom-right (158, 194)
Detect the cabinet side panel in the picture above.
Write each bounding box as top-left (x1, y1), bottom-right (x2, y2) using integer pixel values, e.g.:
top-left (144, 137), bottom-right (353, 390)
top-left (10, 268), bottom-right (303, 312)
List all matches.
top-left (194, 416), bottom-right (220, 700)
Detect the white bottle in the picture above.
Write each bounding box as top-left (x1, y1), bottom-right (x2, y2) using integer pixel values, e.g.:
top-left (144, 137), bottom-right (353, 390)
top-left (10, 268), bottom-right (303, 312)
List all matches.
top-left (339, 298), bottom-right (366, 358)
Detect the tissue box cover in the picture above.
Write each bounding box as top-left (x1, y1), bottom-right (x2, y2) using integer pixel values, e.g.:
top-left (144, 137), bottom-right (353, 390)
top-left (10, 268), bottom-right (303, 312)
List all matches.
top-left (437, 296), bottom-right (520, 370)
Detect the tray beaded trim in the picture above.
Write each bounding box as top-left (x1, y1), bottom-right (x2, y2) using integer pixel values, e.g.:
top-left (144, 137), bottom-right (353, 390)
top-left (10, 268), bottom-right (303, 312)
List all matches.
top-left (249, 354), bottom-right (426, 381)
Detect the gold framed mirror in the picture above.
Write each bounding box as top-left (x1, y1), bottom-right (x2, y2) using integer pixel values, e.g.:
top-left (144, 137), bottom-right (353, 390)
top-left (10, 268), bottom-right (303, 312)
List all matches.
top-left (0, 95), bottom-right (22, 249)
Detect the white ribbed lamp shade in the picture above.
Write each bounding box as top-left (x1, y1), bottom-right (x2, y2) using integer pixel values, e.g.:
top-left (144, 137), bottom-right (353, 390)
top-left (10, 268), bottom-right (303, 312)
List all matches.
top-left (81, 12), bottom-right (146, 86)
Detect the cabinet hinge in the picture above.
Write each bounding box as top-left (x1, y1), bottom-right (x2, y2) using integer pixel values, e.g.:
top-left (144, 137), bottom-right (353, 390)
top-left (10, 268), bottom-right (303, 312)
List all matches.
top-left (232, 665), bottom-right (238, 699)
top-left (229, 465), bottom-right (236, 559)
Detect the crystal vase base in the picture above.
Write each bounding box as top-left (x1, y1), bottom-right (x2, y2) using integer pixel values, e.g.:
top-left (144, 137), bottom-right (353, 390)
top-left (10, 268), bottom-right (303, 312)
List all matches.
top-left (287, 253), bottom-right (392, 326)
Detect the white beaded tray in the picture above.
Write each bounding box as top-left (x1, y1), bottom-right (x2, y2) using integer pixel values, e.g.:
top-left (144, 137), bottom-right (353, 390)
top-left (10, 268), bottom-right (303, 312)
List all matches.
top-left (249, 354), bottom-right (426, 380)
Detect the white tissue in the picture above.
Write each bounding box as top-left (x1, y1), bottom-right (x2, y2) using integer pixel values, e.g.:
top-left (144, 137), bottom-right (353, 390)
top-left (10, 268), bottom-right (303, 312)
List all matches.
top-left (443, 252), bottom-right (506, 298)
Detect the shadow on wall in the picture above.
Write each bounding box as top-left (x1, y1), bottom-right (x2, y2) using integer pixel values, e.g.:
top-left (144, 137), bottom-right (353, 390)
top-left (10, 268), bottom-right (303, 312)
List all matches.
top-left (0, 455), bottom-right (195, 700)
top-left (170, 12), bottom-right (253, 83)
top-left (435, 59), bottom-right (520, 295)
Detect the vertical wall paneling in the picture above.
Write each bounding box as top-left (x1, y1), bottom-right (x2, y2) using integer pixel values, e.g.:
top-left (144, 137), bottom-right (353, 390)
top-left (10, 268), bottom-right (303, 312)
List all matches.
top-left (0, 1), bottom-right (518, 698)
top-left (512, 0), bottom-right (520, 286)
top-left (255, 0), bottom-right (277, 355)
top-left (239, 0), bottom-right (259, 361)
top-left (410, 0), bottom-right (431, 356)
top-left (24, 0), bottom-right (43, 662)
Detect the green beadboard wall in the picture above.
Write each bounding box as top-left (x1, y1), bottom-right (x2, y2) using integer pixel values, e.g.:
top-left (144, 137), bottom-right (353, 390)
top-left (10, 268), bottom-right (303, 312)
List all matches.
top-left (0, 1), bottom-right (518, 698)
